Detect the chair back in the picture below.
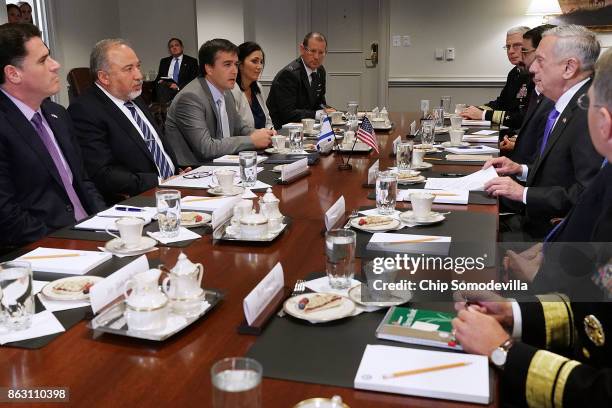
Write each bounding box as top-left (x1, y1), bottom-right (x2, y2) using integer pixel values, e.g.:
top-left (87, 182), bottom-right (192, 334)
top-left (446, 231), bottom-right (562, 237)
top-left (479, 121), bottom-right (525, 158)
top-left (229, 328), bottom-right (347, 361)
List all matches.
top-left (67, 68), bottom-right (93, 103)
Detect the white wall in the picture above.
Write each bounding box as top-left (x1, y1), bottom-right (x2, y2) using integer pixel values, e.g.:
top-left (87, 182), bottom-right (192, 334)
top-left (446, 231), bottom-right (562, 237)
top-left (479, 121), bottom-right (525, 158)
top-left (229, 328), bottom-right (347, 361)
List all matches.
top-left (196, 0), bottom-right (245, 47)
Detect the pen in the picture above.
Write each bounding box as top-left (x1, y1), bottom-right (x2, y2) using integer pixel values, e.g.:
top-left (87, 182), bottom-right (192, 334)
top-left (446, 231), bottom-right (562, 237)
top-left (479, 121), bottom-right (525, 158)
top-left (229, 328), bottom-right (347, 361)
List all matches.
top-left (115, 206), bottom-right (144, 212)
top-left (441, 173), bottom-right (465, 177)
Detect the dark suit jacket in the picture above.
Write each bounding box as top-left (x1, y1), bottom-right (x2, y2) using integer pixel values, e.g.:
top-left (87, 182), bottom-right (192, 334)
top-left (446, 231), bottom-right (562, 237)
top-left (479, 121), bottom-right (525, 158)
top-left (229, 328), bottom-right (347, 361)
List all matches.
top-left (267, 58), bottom-right (327, 129)
top-left (68, 85), bottom-right (178, 205)
top-left (510, 95), bottom-right (555, 165)
top-left (155, 54), bottom-right (199, 90)
top-left (0, 91), bottom-right (105, 247)
top-left (522, 79), bottom-right (603, 239)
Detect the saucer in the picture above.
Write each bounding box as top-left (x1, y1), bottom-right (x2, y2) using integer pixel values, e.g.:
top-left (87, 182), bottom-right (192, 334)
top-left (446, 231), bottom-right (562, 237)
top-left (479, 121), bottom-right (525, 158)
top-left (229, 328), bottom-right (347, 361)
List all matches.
top-left (348, 283), bottom-right (412, 307)
top-left (442, 141), bottom-right (470, 148)
top-left (180, 211), bottom-right (212, 228)
top-left (397, 175), bottom-right (426, 185)
top-left (206, 186), bottom-right (244, 196)
top-left (104, 236), bottom-right (157, 255)
top-left (42, 276), bottom-right (104, 301)
top-left (410, 162), bottom-right (433, 170)
top-left (399, 211), bottom-right (446, 225)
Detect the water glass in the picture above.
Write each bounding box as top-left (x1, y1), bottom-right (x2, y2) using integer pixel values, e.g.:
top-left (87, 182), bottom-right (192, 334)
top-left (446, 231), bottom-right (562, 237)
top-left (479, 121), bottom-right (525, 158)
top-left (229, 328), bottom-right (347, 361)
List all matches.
top-left (346, 101), bottom-right (359, 116)
top-left (156, 189), bottom-right (181, 238)
top-left (433, 107), bottom-right (445, 129)
top-left (0, 261), bottom-right (34, 331)
top-left (396, 141), bottom-right (413, 171)
top-left (454, 103), bottom-right (466, 115)
top-left (239, 151), bottom-right (258, 188)
top-left (421, 119), bottom-right (435, 146)
top-left (441, 96), bottom-right (452, 114)
top-left (325, 229), bottom-right (356, 289)
top-left (211, 357), bottom-right (262, 408)
top-left (376, 170), bottom-right (398, 215)
top-left (420, 99), bottom-right (430, 116)
top-left (450, 115), bottom-right (463, 130)
top-left (288, 128), bottom-right (303, 152)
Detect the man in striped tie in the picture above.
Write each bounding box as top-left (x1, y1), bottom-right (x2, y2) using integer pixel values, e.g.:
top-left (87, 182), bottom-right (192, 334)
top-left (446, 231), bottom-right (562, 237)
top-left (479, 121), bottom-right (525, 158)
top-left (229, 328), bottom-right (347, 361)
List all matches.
top-left (69, 39), bottom-right (180, 205)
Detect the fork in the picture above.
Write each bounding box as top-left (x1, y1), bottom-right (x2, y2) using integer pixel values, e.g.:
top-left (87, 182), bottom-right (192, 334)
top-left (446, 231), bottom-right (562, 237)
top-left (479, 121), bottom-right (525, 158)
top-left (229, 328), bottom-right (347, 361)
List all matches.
top-left (277, 279), bottom-right (306, 317)
top-left (343, 209), bottom-right (360, 229)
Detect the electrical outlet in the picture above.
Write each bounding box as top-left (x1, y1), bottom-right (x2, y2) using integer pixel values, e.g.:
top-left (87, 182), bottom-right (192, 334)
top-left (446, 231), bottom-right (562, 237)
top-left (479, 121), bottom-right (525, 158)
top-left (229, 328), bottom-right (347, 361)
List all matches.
top-left (446, 47), bottom-right (455, 60)
top-left (435, 48), bottom-right (444, 60)
top-left (392, 35), bottom-right (401, 47)
top-left (402, 35), bottom-right (411, 47)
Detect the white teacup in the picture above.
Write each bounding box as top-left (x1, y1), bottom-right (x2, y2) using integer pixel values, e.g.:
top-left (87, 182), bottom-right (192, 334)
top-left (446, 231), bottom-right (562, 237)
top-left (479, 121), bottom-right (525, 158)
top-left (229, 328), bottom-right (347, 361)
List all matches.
top-left (450, 115), bottom-right (463, 130)
top-left (301, 118), bottom-right (315, 133)
top-left (271, 135), bottom-right (286, 150)
top-left (412, 148), bottom-right (426, 166)
top-left (106, 217), bottom-right (144, 248)
top-left (330, 111), bottom-right (343, 125)
top-left (410, 192), bottom-right (435, 221)
top-left (449, 129), bottom-right (465, 146)
top-left (213, 169), bottom-right (236, 193)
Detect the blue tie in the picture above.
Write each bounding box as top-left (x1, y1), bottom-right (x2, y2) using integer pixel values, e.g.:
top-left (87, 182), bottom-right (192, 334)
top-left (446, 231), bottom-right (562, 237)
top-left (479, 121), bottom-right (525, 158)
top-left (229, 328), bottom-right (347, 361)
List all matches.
top-left (124, 102), bottom-right (173, 179)
top-left (172, 57), bottom-right (180, 84)
top-left (539, 108), bottom-right (560, 155)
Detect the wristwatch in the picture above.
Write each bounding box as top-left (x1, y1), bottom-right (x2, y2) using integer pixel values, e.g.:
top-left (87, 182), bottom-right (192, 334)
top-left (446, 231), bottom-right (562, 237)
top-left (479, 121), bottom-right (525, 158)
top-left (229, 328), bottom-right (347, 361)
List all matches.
top-left (490, 337), bottom-right (514, 369)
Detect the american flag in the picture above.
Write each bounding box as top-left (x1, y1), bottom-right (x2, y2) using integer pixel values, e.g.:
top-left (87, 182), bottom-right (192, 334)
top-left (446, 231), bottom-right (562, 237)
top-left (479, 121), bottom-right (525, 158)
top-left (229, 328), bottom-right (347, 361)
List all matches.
top-left (356, 117), bottom-right (379, 153)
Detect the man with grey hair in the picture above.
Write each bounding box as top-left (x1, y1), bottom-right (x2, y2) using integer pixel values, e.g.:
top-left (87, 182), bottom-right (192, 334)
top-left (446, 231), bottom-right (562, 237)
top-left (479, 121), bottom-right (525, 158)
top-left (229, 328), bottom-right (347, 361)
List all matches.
top-left (461, 26), bottom-right (532, 129)
top-left (68, 38), bottom-right (178, 204)
top-left (483, 24), bottom-right (603, 241)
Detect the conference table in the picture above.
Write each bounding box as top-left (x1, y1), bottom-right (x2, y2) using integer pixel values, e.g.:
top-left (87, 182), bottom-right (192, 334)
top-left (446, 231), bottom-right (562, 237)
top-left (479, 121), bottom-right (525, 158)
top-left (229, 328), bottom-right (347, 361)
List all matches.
top-left (1, 112), bottom-right (501, 407)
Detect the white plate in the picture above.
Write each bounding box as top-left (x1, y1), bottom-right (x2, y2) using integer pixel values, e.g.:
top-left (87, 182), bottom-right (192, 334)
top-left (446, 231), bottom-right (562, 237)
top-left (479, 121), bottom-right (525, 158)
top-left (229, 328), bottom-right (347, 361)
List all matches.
top-left (206, 186), bottom-right (244, 196)
top-left (348, 284), bottom-right (412, 307)
top-left (283, 293), bottom-right (355, 323)
top-left (372, 123), bottom-right (392, 130)
top-left (42, 276), bottom-right (104, 301)
top-left (399, 211), bottom-right (446, 225)
top-left (441, 141), bottom-right (470, 148)
top-left (410, 162), bottom-right (433, 170)
top-left (397, 175), bottom-right (426, 185)
top-left (350, 216), bottom-right (401, 232)
top-left (180, 212), bottom-right (212, 228)
top-left (104, 236), bottom-right (157, 256)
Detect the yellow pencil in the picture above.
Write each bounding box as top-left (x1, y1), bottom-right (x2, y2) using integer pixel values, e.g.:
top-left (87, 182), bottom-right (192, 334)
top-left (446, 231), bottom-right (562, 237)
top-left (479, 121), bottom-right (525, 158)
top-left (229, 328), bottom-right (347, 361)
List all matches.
top-left (383, 362), bottom-right (470, 379)
top-left (21, 253), bottom-right (81, 260)
top-left (386, 237), bottom-right (441, 244)
top-left (423, 157), bottom-right (442, 161)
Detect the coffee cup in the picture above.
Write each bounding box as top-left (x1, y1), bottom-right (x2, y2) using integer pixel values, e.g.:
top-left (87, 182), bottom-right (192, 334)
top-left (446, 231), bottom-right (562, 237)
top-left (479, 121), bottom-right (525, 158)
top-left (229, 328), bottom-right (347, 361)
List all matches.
top-left (301, 118), bottom-right (315, 133)
top-left (330, 111), bottom-right (343, 125)
top-left (410, 192), bottom-right (435, 221)
top-left (412, 148), bottom-right (426, 166)
top-left (271, 135), bottom-right (286, 150)
top-left (449, 129), bottom-right (464, 146)
top-left (106, 217), bottom-right (145, 248)
top-left (213, 169), bottom-right (236, 193)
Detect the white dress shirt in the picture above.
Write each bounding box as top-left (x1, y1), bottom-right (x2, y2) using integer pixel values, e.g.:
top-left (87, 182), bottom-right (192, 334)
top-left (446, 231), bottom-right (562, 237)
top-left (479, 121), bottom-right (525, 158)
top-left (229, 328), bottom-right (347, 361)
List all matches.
top-left (167, 54), bottom-right (183, 80)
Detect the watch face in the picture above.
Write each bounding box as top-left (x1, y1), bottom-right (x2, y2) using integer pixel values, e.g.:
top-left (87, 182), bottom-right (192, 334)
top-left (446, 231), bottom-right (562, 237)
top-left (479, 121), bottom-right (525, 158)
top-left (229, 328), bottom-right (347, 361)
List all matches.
top-left (491, 348), bottom-right (507, 367)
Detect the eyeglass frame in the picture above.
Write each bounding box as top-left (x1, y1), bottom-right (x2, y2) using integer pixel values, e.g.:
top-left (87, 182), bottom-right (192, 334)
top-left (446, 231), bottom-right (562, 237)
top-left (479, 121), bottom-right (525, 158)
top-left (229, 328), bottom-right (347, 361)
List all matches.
top-left (577, 93), bottom-right (604, 111)
top-left (502, 43), bottom-right (523, 51)
top-left (182, 170), bottom-right (212, 179)
top-left (303, 46), bottom-right (327, 57)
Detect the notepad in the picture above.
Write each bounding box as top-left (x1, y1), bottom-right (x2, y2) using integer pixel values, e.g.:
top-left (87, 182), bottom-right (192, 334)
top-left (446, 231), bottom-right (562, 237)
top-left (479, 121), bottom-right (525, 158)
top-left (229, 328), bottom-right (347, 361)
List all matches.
top-left (354, 345), bottom-right (490, 404)
top-left (462, 119), bottom-right (491, 127)
top-left (367, 233), bottom-right (451, 255)
top-left (17, 248), bottom-right (112, 275)
top-left (445, 145), bottom-right (499, 155)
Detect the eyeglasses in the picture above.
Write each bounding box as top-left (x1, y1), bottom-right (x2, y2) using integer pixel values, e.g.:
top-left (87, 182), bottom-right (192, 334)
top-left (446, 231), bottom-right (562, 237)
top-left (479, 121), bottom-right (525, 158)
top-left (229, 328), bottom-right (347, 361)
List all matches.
top-left (521, 48), bottom-right (536, 55)
top-left (304, 47), bottom-right (327, 57)
top-left (577, 93), bottom-right (604, 110)
top-left (502, 43), bottom-right (523, 51)
top-left (183, 171), bottom-right (212, 179)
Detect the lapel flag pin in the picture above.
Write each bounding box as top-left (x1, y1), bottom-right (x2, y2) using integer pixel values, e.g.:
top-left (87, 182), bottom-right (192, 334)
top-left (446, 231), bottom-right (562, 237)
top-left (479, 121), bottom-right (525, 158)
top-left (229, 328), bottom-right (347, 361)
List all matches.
top-left (562, 117), bottom-right (567, 123)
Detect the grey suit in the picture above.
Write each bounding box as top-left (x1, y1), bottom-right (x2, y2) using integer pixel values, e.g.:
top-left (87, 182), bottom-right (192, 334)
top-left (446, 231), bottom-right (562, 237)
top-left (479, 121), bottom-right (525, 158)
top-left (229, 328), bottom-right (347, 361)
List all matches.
top-left (165, 77), bottom-right (255, 165)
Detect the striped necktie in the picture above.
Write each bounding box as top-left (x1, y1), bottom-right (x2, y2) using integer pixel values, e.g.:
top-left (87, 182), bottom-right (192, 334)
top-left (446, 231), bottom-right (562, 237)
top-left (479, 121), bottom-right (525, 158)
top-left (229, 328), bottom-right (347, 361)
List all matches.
top-left (124, 102), bottom-right (173, 179)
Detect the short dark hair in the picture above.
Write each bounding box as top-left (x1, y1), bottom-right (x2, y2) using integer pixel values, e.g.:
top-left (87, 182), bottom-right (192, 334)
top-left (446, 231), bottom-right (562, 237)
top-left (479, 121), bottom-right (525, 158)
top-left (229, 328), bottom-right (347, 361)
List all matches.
top-left (167, 37), bottom-right (183, 49)
top-left (302, 32), bottom-right (327, 48)
top-left (0, 23), bottom-right (41, 84)
top-left (7, 4), bottom-right (21, 14)
top-left (198, 38), bottom-right (238, 77)
top-left (523, 24), bottom-right (556, 49)
top-left (236, 41), bottom-right (264, 91)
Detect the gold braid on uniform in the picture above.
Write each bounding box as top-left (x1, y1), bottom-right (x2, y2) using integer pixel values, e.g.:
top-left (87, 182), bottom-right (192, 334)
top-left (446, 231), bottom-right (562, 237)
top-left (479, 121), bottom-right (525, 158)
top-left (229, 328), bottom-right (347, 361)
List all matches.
top-left (492, 110), bottom-right (506, 125)
top-left (526, 351), bottom-right (581, 408)
top-left (536, 293), bottom-right (574, 350)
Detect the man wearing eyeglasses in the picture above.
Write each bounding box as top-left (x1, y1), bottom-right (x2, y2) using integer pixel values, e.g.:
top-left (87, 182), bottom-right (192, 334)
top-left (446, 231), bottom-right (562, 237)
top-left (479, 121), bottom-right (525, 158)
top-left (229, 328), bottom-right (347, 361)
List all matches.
top-left (461, 26), bottom-right (532, 130)
top-left (267, 32), bottom-right (335, 129)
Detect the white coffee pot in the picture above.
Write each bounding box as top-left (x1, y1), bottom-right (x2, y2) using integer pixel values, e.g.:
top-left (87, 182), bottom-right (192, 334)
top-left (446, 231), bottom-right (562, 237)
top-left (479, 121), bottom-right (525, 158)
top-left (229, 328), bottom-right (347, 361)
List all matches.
top-left (124, 268), bottom-right (168, 331)
top-left (162, 253), bottom-right (204, 301)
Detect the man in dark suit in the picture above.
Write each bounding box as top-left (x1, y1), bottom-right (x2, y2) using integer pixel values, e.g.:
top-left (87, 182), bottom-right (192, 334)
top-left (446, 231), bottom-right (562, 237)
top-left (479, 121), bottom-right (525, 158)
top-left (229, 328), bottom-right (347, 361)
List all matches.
top-left (267, 32), bottom-right (335, 129)
top-left (484, 25), bottom-right (602, 241)
top-left (0, 23), bottom-right (105, 247)
top-left (68, 39), bottom-right (178, 205)
top-left (155, 38), bottom-right (198, 103)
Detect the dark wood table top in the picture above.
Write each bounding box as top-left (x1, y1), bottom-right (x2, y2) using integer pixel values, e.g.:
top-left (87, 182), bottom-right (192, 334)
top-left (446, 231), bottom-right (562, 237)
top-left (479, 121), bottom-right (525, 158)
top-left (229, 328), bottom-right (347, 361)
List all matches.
top-left (1, 112), bottom-right (500, 407)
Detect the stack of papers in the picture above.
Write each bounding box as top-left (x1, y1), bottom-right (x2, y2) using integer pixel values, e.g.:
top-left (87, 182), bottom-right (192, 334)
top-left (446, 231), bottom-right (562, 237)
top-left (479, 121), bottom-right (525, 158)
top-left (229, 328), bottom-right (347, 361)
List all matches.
top-left (397, 189), bottom-right (469, 205)
top-left (445, 145), bottom-right (499, 155)
top-left (16, 248), bottom-right (112, 275)
top-left (463, 130), bottom-right (498, 144)
top-left (366, 233), bottom-right (451, 255)
top-left (213, 155), bottom-right (267, 164)
top-left (462, 119), bottom-right (491, 127)
top-left (75, 205), bottom-right (156, 231)
top-left (354, 345), bottom-right (490, 404)
top-left (424, 167), bottom-right (498, 191)
top-left (445, 154), bottom-right (494, 162)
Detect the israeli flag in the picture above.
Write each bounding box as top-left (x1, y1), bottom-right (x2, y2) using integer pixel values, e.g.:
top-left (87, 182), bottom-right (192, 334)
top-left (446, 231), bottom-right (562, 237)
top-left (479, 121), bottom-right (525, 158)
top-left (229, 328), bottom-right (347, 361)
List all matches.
top-left (316, 115), bottom-right (335, 153)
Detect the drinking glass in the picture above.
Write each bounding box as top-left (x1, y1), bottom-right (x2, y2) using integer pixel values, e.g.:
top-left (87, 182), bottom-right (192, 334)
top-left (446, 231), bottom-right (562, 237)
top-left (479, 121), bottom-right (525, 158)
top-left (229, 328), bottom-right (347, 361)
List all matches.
top-left (433, 107), bottom-right (445, 129)
top-left (376, 170), bottom-right (398, 215)
top-left (395, 141), bottom-right (413, 171)
top-left (420, 99), bottom-right (430, 116)
top-left (239, 151), bottom-right (258, 188)
top-left (156, 189), bottom-right (181, 238)
top-left (288, 128), bottom-right (303, 152)
top-left (346, 101), bottom-right (358, 116)
top-left (454, 103), bottom-right (466, 115)
top-left (421, 119), bottom-right (435, 146)
top-left (450, 115), bottom-right (463, 130)
top-left (0, 261), bottom-right (34, 331)
top-left (441, 96), bottom-right (452, 114)
top-left (325, 229), bottom-right (356, 289)
top-left (211, 357), bottom-right (262, 408)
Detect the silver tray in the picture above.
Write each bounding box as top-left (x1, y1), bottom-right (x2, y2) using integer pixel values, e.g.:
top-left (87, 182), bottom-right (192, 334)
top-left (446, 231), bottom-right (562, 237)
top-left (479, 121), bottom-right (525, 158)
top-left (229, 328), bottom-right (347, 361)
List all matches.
top-left (88, 289), bottom-right (223, 341)
top-left (212, 216), bottom-right (291, 242)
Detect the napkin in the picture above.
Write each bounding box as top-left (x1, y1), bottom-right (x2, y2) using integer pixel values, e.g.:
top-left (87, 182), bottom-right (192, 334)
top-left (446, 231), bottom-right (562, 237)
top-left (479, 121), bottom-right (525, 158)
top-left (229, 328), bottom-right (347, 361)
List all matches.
top-left (237, 180), bottom-right (271, 190)
top-left (0, 311), bottom-right (65, 345)
top-left (38, 294), bottom-right (91, 312)
top-left (304, 276), bottom-right (361, 297)
top-left (147, 227), bottom-right (201, 244)
top-left (367, 233), bottom-right (451, 256)
top-left (242, 189), bottom-right (258, 199)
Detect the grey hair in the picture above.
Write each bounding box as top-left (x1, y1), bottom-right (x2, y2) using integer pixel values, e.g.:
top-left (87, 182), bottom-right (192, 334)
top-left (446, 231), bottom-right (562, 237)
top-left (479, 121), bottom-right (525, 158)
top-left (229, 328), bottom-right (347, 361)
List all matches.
top-left (543, 25), bottom-right (600, 72)
top-left (507, 26), bottom-right (530, 36)
top-left (90, 38), bottom-right (132, 78)
top-left (593, 48), bottom-right (612, 108)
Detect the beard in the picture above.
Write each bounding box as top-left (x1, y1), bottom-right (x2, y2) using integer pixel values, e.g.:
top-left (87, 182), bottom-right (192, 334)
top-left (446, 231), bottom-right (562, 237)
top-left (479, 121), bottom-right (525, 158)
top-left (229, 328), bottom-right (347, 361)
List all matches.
top-left (128, 88), bottom-right (142, 100)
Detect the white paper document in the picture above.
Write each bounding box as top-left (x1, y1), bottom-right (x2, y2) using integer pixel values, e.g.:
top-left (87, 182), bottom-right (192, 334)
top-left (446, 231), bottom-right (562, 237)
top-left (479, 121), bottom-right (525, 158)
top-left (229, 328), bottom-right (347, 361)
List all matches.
top-left (463, 134), bottom-right (499, 143)
top-left (424, 166), bottom-right (498, 191)
top-left (462, 119), bottom-right (491, 127)
top-left (17, 248), bottom-right (112, 275)
top-left (161, 165), bottom-right (264, 189)
top-left (181, 195), bottom-right (241, 212)
top-left (243, 262), bottom-right (284, 325)
top-left (0, 311), bottom-right (65, 345)
top-left (445, 154), bottom-right (493, 162)
top-left (38, 293), bottom-right (91, 312)
top-left (213, 155), bottom-right (267, 165)
top-left (325, 196), bottom-right (345, 231)
top-left (397, 189), bottom-right (469, 205)
top-left (89, 255), bottom-right (149, 314)
top-left (281, 157), bottom-right (308, 182)
top-left (97, 205), bottom-right (157, 220)
top-left (354, 345), bottom-right (490, 405)
top-left (445, 145), bottom-right (499, 155)
top-left (469, 129), bottom-right (497, 136)
top-left (367, 233), bottom-right (451, 255)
